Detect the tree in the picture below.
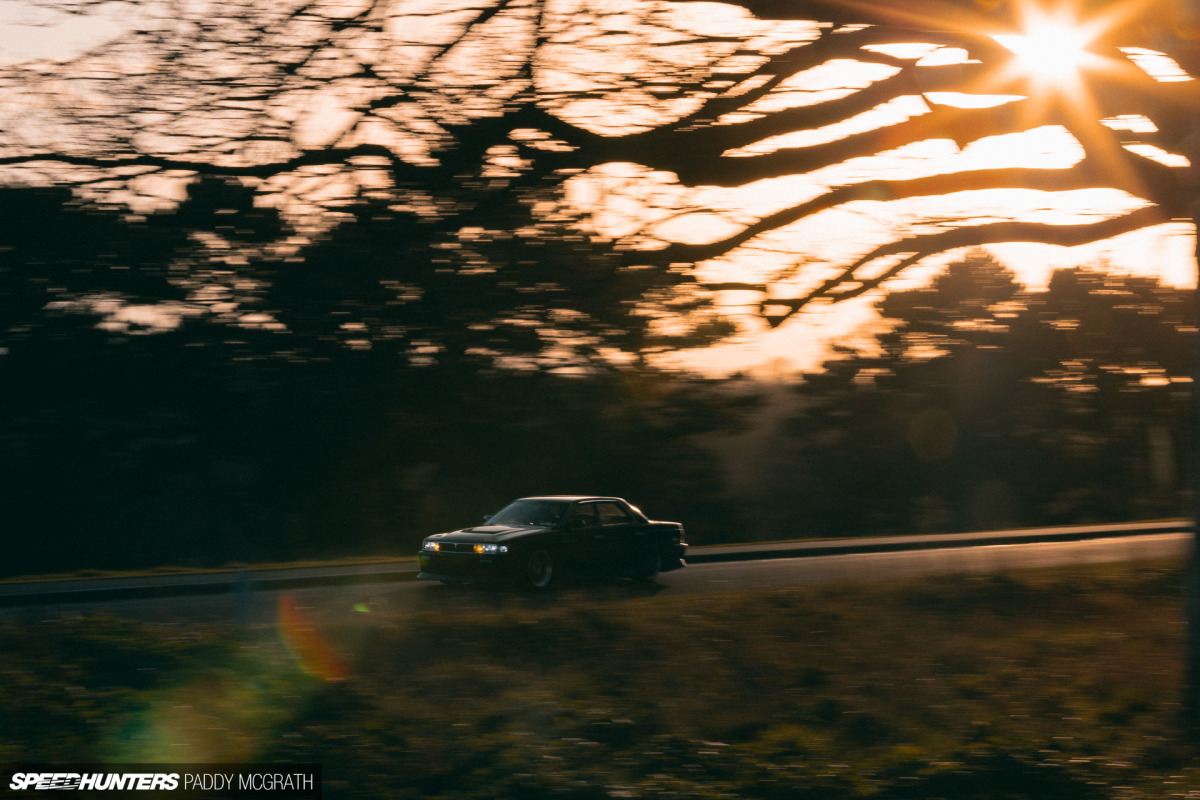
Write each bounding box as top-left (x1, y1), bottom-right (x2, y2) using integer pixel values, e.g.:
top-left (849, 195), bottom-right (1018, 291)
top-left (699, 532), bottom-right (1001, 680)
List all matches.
top-left (1, 1), bottom-right (747, 369)
top-left (0, 184), bottom-right (754, 575)
top-left (760, 252), bottom-right (1192, 539)
top-left (2, 0), bottom-right (1195, 327)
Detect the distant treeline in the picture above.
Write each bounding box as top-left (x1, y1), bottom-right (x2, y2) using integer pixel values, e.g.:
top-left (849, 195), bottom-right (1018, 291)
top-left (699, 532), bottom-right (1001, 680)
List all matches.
top-left (1, 183), bottom-right (1192, 576)
top-left (1, 336), bottom-right (751, 576)
top-left (718, 253), bottom-right (1194, 541)
top-left (0, 182), bottom-right (744, 577)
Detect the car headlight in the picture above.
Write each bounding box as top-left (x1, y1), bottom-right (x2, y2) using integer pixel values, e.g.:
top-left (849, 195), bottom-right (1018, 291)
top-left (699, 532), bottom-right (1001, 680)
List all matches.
top-left (422, 540), bottom-right (440, 552)
top-left (474, 543), bottom-right (508, 554)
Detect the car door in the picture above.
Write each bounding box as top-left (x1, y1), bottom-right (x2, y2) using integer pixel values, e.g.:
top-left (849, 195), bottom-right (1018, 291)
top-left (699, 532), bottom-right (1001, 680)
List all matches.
top-left (589, 500), bottom-right (640, 573)
top-left (559, 501), bottom-right (602, 571)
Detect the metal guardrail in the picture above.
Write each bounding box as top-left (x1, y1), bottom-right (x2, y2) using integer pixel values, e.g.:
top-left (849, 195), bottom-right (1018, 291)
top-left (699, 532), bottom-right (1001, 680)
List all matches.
top-left (0, 519), bottom-right (1190, 607)
top-left (683, 519), bottom-right (1193, 562)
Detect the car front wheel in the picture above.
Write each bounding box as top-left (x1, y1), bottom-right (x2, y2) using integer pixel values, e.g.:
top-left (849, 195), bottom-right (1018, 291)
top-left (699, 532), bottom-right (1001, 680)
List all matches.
top-left (525, 549), bottom-right (555, 589)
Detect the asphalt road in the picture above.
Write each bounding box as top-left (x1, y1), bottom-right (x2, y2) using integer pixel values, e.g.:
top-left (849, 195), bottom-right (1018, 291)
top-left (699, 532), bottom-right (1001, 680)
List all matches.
top-left (3, 530), bottom-right (1187, 625)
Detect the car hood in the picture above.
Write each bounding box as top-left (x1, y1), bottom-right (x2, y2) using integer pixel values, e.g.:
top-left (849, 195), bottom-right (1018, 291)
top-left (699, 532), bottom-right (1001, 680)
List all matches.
top-left (435, 524), bottom-right (549, 541)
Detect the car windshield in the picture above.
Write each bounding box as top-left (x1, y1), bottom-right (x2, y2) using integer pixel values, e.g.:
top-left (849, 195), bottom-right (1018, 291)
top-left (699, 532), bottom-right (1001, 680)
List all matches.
top-left (488, 499), bottom-right (570, 527)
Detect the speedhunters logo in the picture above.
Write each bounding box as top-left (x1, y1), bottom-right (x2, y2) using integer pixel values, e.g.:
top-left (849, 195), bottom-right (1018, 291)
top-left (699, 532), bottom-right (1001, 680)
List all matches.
top-left (2, 766), bottom-right (320, 799)
top-left (10, 774), bottom-right (180, 791)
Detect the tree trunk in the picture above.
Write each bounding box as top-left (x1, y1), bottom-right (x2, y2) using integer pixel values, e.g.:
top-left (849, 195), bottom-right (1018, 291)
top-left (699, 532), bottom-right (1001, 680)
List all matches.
top-left (1175, 0), bottom-right (1200, 725)
top-left (1186, 195), bottom-right (1200, 732)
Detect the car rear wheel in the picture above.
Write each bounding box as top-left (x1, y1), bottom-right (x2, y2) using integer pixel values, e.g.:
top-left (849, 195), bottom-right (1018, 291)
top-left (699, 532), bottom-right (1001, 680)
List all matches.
top-left (630, 543), bottom-right (660, 582)
top-left (525, 549), bottom-right (554, 588)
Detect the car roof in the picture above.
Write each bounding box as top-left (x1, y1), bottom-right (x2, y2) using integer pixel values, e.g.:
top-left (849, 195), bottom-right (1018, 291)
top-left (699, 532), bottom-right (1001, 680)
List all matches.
top-left (517, 495), bottom-right (625, 503)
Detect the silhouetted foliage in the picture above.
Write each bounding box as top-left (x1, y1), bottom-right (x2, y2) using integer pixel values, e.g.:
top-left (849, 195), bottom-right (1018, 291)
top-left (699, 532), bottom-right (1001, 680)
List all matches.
top-left (262, 193), bottom-right (731, 368)
top-left (2, 345), bottom-right (752, 575)
top-left (0, 186), bottom-right (752, 577)
top-left (738, 253), bottom-right (1193, 539)
top-left (2, 0), bottom-right (1195, 328)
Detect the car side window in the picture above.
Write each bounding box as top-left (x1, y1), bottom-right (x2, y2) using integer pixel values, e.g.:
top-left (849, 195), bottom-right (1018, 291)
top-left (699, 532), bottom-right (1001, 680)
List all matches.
top-left (566, 504), bottom-right (599, 528)
top-left (594, 502), bottom-right (633, 526)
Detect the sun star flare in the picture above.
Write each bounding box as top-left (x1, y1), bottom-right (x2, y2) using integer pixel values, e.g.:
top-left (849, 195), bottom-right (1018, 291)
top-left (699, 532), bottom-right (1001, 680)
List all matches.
top-left (994, 18), bottom-right (1092, 84)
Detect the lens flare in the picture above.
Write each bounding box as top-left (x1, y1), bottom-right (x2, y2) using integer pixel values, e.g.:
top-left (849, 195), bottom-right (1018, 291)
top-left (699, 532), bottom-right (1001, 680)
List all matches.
top-left (278, 593), bottom-right (348, 681)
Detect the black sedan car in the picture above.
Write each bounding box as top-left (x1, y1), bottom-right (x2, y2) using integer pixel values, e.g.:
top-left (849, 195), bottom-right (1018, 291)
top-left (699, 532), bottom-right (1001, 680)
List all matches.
top-left (417, 496), bottom-right (686, 588)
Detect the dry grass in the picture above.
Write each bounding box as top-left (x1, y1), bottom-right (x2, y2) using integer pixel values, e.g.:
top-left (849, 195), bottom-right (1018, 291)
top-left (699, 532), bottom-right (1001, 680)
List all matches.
top-left (2, 561), bottom-right (1196, 798)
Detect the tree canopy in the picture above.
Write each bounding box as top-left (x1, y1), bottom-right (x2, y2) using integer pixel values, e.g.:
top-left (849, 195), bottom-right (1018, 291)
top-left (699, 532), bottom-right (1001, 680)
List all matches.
top-left (1, 0), bottom-right (1195, 354)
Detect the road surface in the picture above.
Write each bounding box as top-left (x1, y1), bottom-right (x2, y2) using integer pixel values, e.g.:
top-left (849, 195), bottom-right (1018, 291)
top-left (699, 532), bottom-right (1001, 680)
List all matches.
top-left (3, 531), bottom-right (1187, 625)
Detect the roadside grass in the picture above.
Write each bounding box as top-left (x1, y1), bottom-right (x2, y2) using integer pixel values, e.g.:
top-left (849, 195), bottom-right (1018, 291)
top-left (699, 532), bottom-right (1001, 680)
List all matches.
top-left (2, 561), bottom-right (1197, 798)
top-left (0, 555), bottom-right (417, 585)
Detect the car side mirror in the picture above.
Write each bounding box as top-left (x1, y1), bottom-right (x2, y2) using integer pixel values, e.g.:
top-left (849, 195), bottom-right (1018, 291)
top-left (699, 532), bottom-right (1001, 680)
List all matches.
top-left (567, 517), bottom-right (586, 530)
top-left (482, 514), bottom-right (492, 522)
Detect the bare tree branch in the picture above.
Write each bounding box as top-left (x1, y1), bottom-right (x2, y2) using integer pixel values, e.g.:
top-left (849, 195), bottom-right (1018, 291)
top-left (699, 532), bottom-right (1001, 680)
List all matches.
top-left (760, 205), bottom-right (1172, 324)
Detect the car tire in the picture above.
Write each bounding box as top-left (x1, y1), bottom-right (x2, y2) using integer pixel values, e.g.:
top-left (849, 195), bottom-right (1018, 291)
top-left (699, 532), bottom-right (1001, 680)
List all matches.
top-left (525, 549), bottom-right (555, 589)
top-left (630, 543), bottom-right (660, 582)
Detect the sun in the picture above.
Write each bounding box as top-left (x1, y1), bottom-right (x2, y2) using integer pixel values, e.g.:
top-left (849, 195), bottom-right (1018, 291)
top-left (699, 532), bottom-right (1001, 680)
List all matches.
top-left (995, 21), bottom-right (1089, 83)
top-left (992, 9), bottom-right (1101, 88)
